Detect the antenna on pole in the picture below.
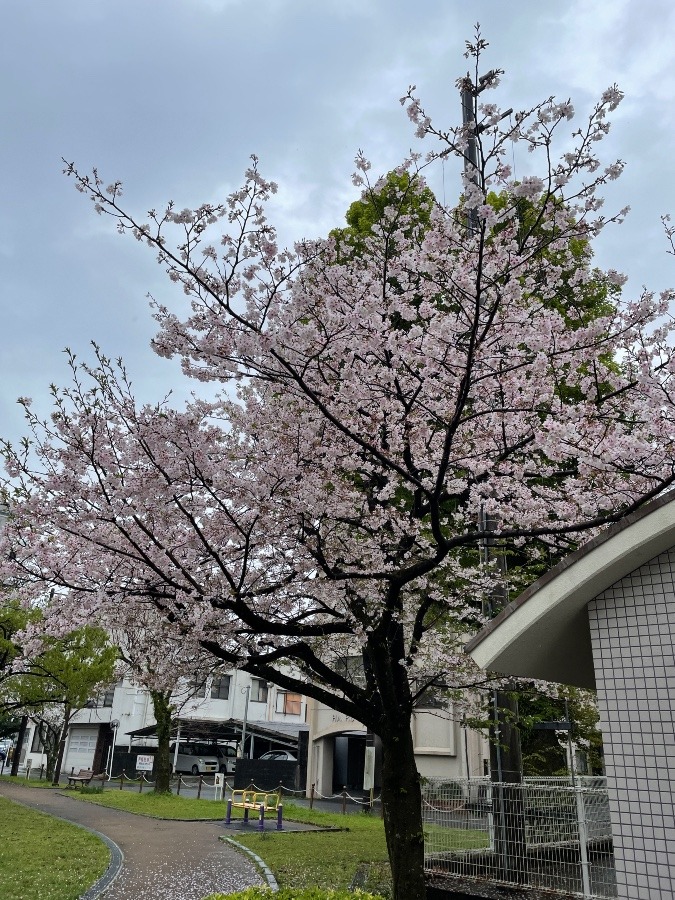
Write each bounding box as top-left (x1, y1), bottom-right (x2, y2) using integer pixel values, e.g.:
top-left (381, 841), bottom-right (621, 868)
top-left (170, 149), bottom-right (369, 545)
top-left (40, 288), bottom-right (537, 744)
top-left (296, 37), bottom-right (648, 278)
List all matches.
top-left (460, 68), bottom-right (511, 237)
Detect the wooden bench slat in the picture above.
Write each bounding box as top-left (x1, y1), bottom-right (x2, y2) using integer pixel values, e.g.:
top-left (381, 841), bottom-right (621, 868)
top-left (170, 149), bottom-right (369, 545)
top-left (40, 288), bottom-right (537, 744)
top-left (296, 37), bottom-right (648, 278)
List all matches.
top-left (67, 769), bottom-right (106, 787)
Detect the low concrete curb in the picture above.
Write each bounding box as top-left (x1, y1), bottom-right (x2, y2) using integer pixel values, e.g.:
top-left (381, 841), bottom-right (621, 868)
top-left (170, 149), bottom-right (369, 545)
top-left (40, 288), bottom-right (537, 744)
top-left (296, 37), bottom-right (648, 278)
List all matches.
top-left (222, 837), bottom-right (279, 892)
top-left (78, 828), bottom-right (124, 899)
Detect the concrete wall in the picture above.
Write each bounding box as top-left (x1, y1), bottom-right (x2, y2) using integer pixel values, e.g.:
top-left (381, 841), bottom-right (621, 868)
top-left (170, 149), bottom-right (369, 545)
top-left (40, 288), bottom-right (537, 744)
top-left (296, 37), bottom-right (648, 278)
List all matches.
top-left (589, 547), bottom-right (675, 900)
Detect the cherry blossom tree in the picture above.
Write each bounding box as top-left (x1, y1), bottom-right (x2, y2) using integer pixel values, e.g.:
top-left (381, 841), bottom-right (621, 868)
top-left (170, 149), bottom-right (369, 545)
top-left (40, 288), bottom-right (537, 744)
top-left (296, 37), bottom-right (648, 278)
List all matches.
top-left (107, 604), bottom-right (222, 793)
top-left (4, 39), bottom-right (675, 897)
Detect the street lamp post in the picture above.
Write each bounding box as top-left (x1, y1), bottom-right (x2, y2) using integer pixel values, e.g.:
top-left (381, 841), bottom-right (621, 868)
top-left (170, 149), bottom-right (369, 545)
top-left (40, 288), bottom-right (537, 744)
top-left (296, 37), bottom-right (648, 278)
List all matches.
top-left (240, 685), bottom-right (251, 758)
top-left (107, 720), bottom-right (120, 776)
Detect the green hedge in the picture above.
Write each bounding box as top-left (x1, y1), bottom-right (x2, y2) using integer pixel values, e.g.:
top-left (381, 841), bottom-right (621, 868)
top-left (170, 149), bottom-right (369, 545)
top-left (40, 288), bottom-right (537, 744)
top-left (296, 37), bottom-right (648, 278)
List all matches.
top-left (203, 888), bottom-right (385, 900)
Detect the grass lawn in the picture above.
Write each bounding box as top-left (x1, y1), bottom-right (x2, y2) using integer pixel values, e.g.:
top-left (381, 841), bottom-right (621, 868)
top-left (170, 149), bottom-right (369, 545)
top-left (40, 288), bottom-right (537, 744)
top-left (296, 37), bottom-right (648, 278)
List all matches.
top-left (65, 787), bottom-right (230, 819)
top-left (0, 774), bottom-right (60, 789)
top-left (0, 795), bottom-right (110, 900)
top-left (66, 789), bottom-right (489, 897)
top-left (234, 812), bottom-right (392, 896)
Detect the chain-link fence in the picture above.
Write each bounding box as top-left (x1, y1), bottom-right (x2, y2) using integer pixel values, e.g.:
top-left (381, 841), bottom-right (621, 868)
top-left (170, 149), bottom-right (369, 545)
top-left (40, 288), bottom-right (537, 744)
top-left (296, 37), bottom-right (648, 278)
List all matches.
top-left (423, 776), bottom-right (616, 898)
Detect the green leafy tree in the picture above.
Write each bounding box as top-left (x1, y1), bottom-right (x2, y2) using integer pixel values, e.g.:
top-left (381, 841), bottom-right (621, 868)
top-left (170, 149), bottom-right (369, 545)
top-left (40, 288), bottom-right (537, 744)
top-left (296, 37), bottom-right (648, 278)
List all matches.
top-left (518, 686), bottom-right (603, 776)
top-left (3, 625), bottom-right (117, 782)
top-left (330, 170), bottom-right (435, 263)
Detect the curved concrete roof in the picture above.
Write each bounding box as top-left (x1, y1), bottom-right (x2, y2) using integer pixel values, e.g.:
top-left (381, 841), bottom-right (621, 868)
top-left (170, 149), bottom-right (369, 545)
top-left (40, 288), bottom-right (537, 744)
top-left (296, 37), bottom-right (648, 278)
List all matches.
top-left (465, 493), bottom-right (675, 689)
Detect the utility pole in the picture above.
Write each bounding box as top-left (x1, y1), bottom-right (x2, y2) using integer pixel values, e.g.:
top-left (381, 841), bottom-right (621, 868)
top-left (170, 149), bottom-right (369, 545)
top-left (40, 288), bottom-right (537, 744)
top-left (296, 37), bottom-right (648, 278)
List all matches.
top-left (459, 69), bottom-right (525, 884)
top-left (460, 69), bottom-right (511, 238)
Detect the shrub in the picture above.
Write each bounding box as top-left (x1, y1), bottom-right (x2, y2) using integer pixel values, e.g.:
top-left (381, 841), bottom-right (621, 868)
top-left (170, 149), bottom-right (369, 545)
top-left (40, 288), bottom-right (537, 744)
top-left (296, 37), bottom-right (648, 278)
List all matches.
top-left (80, 785), bottom-right (104, 795)
top-left (203, 889), bottom-right (384, 900)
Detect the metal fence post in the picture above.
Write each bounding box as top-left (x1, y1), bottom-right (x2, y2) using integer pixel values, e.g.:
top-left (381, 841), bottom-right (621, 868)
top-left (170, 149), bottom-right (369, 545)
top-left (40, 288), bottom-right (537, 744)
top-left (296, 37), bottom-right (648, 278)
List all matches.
top-left (575, 782), bottom-right (592, 898)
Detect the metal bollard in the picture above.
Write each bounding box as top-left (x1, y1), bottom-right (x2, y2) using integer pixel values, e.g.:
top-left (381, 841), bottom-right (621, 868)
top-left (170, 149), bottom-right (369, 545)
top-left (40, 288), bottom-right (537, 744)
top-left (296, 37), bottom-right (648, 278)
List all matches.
top-left (277, 803), bottom-right (283, 831)
top-left (342, 787), bottom-right (347, 815)
top-left (197, 775), bottom-right (203, 800)
top-left (119, 771), bottom-right (125, 791)
top-left (176, 775), bottom-right (181, 795)
top-left (258, 803), bottom-right (265, 832)
top-left (225, 799), bottom-right (232, 825)
top-left (138, 776), bottom-right (143, 793)
top-left (310, 783), bottom-right (315, 810)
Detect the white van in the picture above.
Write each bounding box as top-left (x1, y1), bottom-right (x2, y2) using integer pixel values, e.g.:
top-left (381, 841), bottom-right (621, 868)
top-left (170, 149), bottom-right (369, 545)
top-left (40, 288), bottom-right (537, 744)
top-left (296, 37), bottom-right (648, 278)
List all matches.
top-left (209, 744), bottom-right (238, 774)
top-left (185, 742), bottom-right (237, 774)
top-left (170, 742), bottom-right (219, 775)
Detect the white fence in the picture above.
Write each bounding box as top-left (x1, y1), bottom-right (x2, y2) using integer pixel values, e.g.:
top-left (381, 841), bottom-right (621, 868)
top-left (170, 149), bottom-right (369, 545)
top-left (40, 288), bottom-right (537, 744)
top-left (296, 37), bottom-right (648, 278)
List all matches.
top-left (423, 776), bottom-right (616, 898)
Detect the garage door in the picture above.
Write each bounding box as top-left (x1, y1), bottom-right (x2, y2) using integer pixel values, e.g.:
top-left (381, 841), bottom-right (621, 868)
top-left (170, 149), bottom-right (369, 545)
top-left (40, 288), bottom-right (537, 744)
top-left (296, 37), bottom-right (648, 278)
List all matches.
top-left (65, 726), bottom-right (99, 773)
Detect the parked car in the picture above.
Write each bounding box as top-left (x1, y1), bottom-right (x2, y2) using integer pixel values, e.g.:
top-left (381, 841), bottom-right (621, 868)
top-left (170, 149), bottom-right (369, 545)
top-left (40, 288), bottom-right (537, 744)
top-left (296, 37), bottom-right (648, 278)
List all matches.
top-left (170, 742), bottom-right (219, 775)
top-left (191, 742), bottom-right (237, 774)
top-left (259, 750), bottom-right (297, 761)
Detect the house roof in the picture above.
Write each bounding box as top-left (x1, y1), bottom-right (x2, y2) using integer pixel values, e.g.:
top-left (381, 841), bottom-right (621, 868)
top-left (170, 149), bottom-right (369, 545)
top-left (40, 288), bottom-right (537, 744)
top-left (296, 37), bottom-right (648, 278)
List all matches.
top-left (465, 492), bottom-right (675, 689)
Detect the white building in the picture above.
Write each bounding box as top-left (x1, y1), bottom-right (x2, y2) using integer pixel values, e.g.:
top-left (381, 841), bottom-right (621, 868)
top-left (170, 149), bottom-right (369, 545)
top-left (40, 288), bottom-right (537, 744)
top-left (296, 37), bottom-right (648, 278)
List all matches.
top-left (17, 667), bottom-right (487, 790)
top-left (17, 670), bottom-right (307, 778)
top-left (306, 695), bottom-right (487, 798)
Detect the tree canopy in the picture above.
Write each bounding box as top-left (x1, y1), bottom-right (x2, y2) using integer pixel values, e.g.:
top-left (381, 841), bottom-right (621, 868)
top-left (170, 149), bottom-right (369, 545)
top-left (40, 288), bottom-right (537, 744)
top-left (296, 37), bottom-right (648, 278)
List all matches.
top-left (2, 39), bottom-right (675, 899)
top-left (0, 623), bottom-right (117, 781)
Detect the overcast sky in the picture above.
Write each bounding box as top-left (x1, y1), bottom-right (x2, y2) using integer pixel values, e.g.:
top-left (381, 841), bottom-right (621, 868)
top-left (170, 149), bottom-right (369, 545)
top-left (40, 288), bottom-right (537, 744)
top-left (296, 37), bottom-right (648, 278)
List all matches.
top-left (2, 0), bottom-right (675, 448)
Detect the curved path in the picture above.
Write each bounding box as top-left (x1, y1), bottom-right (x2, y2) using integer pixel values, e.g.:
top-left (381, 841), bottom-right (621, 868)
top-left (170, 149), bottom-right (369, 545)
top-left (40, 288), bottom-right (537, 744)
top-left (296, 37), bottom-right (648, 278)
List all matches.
top-left (0, 782), bottom-right (263, 899)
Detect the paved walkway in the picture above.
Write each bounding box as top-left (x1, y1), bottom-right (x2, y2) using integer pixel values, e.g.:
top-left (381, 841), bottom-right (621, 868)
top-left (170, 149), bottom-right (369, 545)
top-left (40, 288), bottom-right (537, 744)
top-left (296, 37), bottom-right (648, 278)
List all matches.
top-left (0, 782), bottom-right (264, 900)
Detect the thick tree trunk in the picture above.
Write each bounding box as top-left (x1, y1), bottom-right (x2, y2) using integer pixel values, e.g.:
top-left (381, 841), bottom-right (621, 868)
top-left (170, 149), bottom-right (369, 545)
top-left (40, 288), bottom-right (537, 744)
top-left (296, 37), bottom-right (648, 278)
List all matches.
top-left (10, 715), bottom-right (28, 776)
top-left (380, 721), bottom-right (427, 900)
top-left (52, 706), bottom-right (71, 785)
top-left (150, 690), bottom-right (173, 794)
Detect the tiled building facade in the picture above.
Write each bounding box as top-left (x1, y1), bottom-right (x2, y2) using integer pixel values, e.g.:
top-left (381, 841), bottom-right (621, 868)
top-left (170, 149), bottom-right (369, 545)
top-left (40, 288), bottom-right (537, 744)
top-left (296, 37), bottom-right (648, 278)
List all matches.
top-left (467, 495), bottom-right (675, 900)
top-left (590, 549), bottom-right (675, 900)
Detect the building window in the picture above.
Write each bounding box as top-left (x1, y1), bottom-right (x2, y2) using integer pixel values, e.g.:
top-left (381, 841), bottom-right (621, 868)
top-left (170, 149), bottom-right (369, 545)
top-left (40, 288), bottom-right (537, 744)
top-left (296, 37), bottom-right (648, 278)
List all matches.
top-left (335, 655), bottom-right (365, 687)
top-left (86, 683), bottom-right (117, 708)
top-left (31, 725), bottom-right (46, 754)
top-left (100, 687), bottom-right (115, 707)
top-left (30, 722), bottom-right (58, 754)
top-left (191, 678), bottom-right (207, 699)
top-left (210, 675), bottom-right (231, 700)
top-left (250, 678), bottom-right (268, 703)
top-left (275, 691), bottom-right (302, 716)
top-left (414, 681), bottom-right (447, 710)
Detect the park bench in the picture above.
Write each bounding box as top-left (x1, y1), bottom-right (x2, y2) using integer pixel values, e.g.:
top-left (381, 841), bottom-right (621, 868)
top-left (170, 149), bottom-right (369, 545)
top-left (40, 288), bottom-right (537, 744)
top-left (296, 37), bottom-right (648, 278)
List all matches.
top-left (225, 789), bottom-right (283, 830)
top-left (66, 769), bottom-right (106, 788)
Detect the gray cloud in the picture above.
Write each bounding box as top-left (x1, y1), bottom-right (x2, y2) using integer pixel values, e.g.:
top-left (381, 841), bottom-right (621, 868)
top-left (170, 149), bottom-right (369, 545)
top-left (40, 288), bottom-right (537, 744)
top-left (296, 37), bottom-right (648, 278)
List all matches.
top-left (2, 0), bottom-right (674, 447)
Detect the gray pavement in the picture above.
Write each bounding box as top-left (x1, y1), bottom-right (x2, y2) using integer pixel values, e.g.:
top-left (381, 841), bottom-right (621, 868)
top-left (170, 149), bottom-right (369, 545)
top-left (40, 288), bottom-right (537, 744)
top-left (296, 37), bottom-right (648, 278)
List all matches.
top-left (0, 781), bottom-right (264, 900)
